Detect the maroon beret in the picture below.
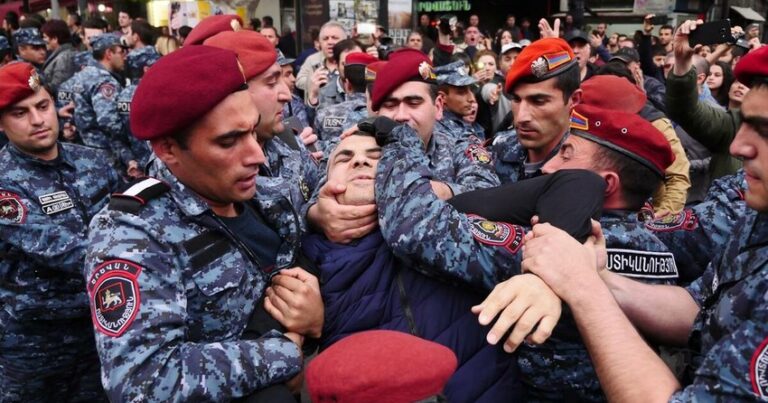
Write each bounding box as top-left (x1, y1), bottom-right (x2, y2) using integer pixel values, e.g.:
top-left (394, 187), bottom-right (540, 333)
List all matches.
top-left (203, 30), bottom-right (276, 80)
top-left (306, 330), bottom-right (457, 403)
top-left (130, 46), bottom-right (246, 140)
top-left (365, 60), bottom-right (387, 82)
top-left (581, 75), bottom-right (647, 113)
top-left (370, 48), bottom-right (436, 111)
top-left (344, 52), bottom-right (377, 66)
top-left (505, 38), bottom-right (577, 93)
top-left (570, 104), bottom-right (674, 177)
top-left (734, 45), bottom-right (768, 88)
top-left (184, 14), bottom-right (243, 46)
top-left (0, 62), bottom-right (43, 111)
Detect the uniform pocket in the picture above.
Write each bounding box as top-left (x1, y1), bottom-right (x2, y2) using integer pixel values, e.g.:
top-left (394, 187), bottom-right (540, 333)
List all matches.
top-left (191, 262), bottom-right (245, 296)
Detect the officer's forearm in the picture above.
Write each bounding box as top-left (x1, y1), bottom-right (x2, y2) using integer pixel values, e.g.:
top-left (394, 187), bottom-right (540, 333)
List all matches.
top-left (600, 270), bottom-right (698, 346)
top-left (568, 281), bottom-right (682, 403)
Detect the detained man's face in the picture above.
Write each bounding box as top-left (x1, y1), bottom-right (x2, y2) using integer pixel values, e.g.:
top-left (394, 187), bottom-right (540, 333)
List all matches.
top-left (327, 135), bottom-right (382, 206)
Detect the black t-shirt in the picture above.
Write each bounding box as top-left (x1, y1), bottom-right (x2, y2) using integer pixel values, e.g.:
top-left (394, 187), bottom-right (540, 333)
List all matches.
top-left (219, 203), bottom-right (282, 273)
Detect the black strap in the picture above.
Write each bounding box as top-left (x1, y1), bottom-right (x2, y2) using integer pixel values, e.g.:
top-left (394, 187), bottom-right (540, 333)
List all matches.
top-left (395, 269), bottom-right (420, 337)
top-left (108, 178), bottom-right (170, 214)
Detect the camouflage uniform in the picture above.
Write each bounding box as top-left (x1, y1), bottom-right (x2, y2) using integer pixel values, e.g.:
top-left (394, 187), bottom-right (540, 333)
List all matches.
top-left (492, 128), bottom-right (568, 184)
top-left (436, 109), bottom-right (486, 141)
top-left (316, 71), bottom-right (345, 109)
top-left (72, 64), bottom-right (135, 169)
top-left (84, 159), bottom-right (303, 402)
top-left (314, 92), bottom-right (367, 147)
top-left (646, 170), bottom-right (747, 284)
top-left (73, 51), bottom-right (99, 71)
top-left (672, 208), bottom-right (768, 401)
top-left (258, 137), bottom-right (321, 230)
top-left (375, 123), bottom-right (677, 401)
top-left (283, 93), bottom-right (310, 129)
top-left (0, 142), bottom-right (120, 402)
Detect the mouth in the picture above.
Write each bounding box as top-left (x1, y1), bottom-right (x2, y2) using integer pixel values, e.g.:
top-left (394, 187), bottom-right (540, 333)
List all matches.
top-left (236, 173), bottom-right (257, 190)
top-left (350, 174), bottom-right (374, 182)
top-left (31, 128), bottom-right (51, 138)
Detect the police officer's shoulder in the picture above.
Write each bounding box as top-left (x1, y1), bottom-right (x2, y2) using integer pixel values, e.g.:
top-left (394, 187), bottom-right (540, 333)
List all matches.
top-left (108, 177), bottom-right (171, 215)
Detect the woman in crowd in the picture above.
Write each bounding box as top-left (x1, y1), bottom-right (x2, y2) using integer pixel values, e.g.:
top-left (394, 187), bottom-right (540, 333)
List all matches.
top-left (706, 60), bottom-right (734, 108)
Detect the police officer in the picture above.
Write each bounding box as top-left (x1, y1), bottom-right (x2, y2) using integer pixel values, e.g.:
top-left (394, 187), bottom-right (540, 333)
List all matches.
top-left (72, 34), bottom-right (139, 176)
top-left (313, 52), bottom-right (376, 145)
top-left (85, 45), bottom-right (322, 402)
top-left (279, 50), bottom-right (311, 129)
top-left (13, 27), bottom-right (47, 69)
top-left (493, 38), bottom-right (581, 183)
top-left (374, 101), bottom-right (678, 401)
top-left (514, 44), bottom-right (768, 402)
top-left (116, 45), bottom-right (160, 171)
top-left (200, 28), bottom-right (322, 218)
top-left (434, 60), bottom-right (486, 140)
top-left (0, 62), bottom-right (119, 402)
top-left (0, 35), bottom-right (13, 67)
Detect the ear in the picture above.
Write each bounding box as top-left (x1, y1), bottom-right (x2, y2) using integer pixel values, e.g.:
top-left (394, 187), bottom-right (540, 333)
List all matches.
top-left (434, 92), bottom-right (445, 121)
top-left (602, 170), bottom-right (621, 200)
top-left (150, 137), bottom-right (180, 166)
top-left (569, 88), bottom-right (583, 108)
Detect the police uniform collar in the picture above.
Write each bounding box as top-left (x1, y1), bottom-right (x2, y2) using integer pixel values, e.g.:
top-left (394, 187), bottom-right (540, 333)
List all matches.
top-left (442, 109), bottom-right (465, 123)
top-left (151, 159), bottom-right (214, 217)
top-left (6, 141), bottom-right (74, 169)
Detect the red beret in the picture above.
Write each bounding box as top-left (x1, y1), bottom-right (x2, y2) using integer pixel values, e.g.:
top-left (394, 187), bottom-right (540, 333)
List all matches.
top-left (371, 48), bottom-right (437, 111)
top-left (505, 38), bottom-right (577, 93)
top-left (184, 14), bottom-right (243, 46)
top-left (581, 75), bottom-right (647, 113)
top-left (203, 31), bottom-right (276, 80)
top-left (734, 45), bottom-right (768, 88)
top-left (306, 330), bottom-right (457, 403)
top-left (365, 60), bottom-right (387, 82)
top-left (344, 52), bottom-right (377, 67)
top-left (130, 46), bottom-right (247, 140)
top-left (0, 62), bottom-right (42, 111)
top-left (570, 104), bottom-right (674, 177)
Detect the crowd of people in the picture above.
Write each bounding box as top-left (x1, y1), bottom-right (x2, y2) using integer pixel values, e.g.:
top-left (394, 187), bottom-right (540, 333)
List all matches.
top-left (0, 6), bottom-right (767, 403)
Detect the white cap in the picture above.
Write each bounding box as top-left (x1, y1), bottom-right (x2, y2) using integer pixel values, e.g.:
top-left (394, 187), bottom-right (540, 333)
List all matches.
top-left (501, 42), bottom-right (523, 54)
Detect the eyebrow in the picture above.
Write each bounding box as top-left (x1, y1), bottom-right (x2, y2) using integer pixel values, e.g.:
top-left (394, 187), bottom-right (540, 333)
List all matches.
top-left (332, 147), bottom-right (382, 161)
top-left (383, 95), bottom-right (426, 104)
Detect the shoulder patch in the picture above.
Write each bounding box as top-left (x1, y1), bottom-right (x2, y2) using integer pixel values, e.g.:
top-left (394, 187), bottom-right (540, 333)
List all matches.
top-left (98, 82), bottom-right (117, 99)
top-left (606, 249), bottom-right (678, 280)
top-left (0, 190), bottom-right (27, 224)
top-left (751, 336), bottom-right (768, 398)
top-left (87, 259), bottom-right (142, 337)
top-left (465, 143), bottom-right (492, 164)
top-left (57, 90), bottom-right (73, 103)
top-left (38, 191), bottom-right (74, 215)
top-left (323, 116), bottom-right (346, 129)
top-left (467, 214), bottom-right (524, 254)
top-left (644, 210), bottom-right (698, 232)
top-left (109, 177), bottom-right (170, 214)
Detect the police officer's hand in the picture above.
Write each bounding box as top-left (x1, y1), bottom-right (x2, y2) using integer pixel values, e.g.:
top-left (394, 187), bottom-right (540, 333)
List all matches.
top-left (308, 68), bottom-right (329, 106)
top-left (265, 268), bottom-right (324, 338)
top-left (538, 18), bottom-right (560, 39)
top-left (472, 273), bottom-right (562, 353)
top-left (298, 127), bottom-right (323, 160)
top-left (126, 160), bottom-right (142, 179)
top-left (430, 181), bottom-right (454, 200)
top-left (672, 19), bottom-right (704, 76)
top-left (62, 121), bottom-right (77, 141)
top-left (521, 222), bottom-right (606, 303)
top-left (307, 181), bottom-right (378, 243)
top-left (59, 101), bottom-right (75, 119)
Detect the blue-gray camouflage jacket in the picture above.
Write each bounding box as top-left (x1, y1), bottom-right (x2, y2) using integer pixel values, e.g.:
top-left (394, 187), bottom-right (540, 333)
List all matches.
top-left (84, 160), bottom-right (303, 402)
top-left (0, 142), bottom-right (119, 322)
top-left (437, 109), bottom-right (486, 141)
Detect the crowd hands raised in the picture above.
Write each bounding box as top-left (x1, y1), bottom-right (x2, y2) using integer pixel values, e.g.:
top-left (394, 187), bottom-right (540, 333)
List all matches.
top-left (1, 5), bottom-right (767, 403)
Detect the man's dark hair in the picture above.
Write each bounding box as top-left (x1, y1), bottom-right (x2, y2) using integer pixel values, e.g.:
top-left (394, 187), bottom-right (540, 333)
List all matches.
top-left (84, 18), bottom-right (108, 30)
top-left (592, 145), bottom-right (662, 210)
top-left (332, 38), bottom-right (360, 64)
top-left (344, 65), bottom-right (367, 93)
top-left (20, 14), bottom-right (44, 29)
top-left (93, 45), bottom-right (120, 61)
top-left (41, 19), bottom-right (71, 44)
top-left (69, 13), bottom-right (82, 27)
top-left (513, 63), bottom-right (581, 102)
top-left (178, 25), bottom-right (192, 39)
top-left (130, 19), bottom-right (156, 45)
top-left (250, 18), bottom-right (261, 31)
top-left (659, 25), bottom-right (674, 33)
top-left (651, 44), bottom-right (666, 57)
top-left (118, 9), bottom-right (132, 18)
top-left (262, 15), bottom-right (273, 27)
top-left (595, 61), bottom-right (636, 84)
top-left (0, 48), bottom-right (13, 63)
top-left (310, 27), bottom-right (320, 42)
top-left (4, 11), bottom-right (19, 31)
top-left (260, 26), bottom-right (279, 38)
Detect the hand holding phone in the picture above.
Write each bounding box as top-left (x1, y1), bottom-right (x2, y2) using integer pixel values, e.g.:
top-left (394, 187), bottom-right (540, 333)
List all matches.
top-left (688, 19), bottom-right (734, 47)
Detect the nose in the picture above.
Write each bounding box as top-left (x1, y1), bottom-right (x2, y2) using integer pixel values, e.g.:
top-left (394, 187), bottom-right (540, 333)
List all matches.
top-left (393, 103), bottom-right (410, 123)
top-left (243, 131), bottom-right (267, 167)
top-left (28, 107), bottom-right (46, 126)
top-left (276, 78), bottom-right (291, 103)
top-left (515, 100), bottom-right (532, 124)
top-left (729, 123), bottom-right (757, 161)
top-left (540, 158), bottom-right (559, 175)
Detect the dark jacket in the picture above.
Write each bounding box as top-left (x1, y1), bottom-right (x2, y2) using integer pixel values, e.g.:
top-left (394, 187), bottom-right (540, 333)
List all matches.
top-left (303, 231), bottom-right (523, 403)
